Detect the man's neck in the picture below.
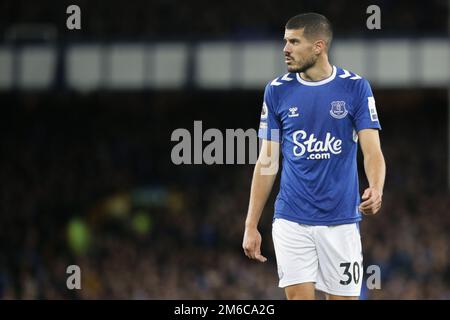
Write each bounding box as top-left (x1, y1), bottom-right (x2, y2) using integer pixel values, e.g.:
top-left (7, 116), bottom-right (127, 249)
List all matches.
top-left (300, 60), bottom-right (333, 82)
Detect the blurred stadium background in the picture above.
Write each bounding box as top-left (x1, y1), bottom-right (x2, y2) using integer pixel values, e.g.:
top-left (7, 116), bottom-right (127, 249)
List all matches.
top-left (0, 0), bottom-right (449, 299)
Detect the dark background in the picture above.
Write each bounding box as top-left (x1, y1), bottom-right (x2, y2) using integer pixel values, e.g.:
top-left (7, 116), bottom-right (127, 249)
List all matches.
top-left (0, 0), bottom-right (449, 299)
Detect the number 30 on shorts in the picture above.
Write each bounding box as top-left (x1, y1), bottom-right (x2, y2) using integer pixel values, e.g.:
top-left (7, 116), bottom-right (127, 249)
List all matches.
top-left (339, 262), bottom-right (361, 285)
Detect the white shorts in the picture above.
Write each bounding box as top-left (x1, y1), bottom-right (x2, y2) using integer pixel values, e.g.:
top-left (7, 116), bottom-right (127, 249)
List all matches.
top-left (272, 218), bottom-right (363, 297)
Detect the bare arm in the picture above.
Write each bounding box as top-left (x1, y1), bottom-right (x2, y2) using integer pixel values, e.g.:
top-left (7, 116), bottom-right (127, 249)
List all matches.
top-left (358, 128), bottom-right (386, 215)
top-left (243, 139), bottom-right (280, 262)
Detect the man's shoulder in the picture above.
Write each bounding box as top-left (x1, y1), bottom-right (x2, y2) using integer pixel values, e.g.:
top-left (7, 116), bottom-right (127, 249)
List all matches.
top-left (265, 73), bottom-right (297, 90)
top-left (334, 66), bottom-right (370, 92)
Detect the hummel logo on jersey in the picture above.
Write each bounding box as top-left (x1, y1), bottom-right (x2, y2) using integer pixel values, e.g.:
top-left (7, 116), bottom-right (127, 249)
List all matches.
top-left (288, 107), bottom-right (299, 118)
top-left (339, 69), bottom-right (362, 80)
top-left (292, 130), bottom-right (342, 160)
top-left (270, 73), bottom-right (293, 86)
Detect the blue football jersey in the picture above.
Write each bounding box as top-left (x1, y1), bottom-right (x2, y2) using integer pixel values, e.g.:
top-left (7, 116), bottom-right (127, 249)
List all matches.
top-left (258, 66), bottom-right (381, 226)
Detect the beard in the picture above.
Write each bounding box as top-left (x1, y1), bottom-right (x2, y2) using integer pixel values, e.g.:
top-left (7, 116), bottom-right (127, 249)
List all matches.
top-left (287, 54), bottom-right (317, 73)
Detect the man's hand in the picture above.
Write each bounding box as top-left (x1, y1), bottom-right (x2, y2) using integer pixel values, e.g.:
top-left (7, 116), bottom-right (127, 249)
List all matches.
top-left (242, 227), bottom-right (267, 262)
top-left (359, 187), bottom-right (382, 215)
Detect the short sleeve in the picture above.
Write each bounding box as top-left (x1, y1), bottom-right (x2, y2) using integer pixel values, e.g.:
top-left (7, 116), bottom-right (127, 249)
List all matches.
top-left (258, 83), bottom-right (281, 142)
top-left (353, 79), bottom-right (382, 132)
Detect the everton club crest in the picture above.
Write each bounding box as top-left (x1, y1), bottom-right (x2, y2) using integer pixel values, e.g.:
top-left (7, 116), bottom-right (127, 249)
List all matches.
top-left (330, 101), bottom-right (348, 119)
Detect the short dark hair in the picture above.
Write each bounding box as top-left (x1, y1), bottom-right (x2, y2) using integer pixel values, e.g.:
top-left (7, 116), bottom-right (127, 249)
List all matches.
top-left (285, 13), bottom-right (333, 48)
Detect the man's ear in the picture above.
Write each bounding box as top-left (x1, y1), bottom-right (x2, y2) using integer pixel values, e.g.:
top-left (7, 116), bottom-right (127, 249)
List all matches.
top-left (314, 40), bottom-right (326, 54)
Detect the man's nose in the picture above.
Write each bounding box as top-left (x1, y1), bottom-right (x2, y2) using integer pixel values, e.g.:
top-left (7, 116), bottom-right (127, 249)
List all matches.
top-left (283, 43), bottom-right (291, 54)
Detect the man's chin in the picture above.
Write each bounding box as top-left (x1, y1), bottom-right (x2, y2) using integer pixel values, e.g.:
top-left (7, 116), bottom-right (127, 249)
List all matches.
top-left (288, 64), bottom-right (314, 74)
top-left (287, 66), bottom-right (302, 73)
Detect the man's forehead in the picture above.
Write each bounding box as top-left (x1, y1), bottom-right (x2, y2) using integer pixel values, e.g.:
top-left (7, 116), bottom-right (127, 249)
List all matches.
top-left (284, 28), bottom-right (305, 39)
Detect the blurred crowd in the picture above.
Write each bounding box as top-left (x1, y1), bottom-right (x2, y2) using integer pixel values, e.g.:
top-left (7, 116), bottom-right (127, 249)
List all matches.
top-left (0, 0), bottom-right (448, 40)
top-left (0, 89), bottom-right (449, 299)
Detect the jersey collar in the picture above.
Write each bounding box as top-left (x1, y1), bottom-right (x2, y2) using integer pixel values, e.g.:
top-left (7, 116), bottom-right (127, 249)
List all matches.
top-left (296, 65), bottom-right (337, 86)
